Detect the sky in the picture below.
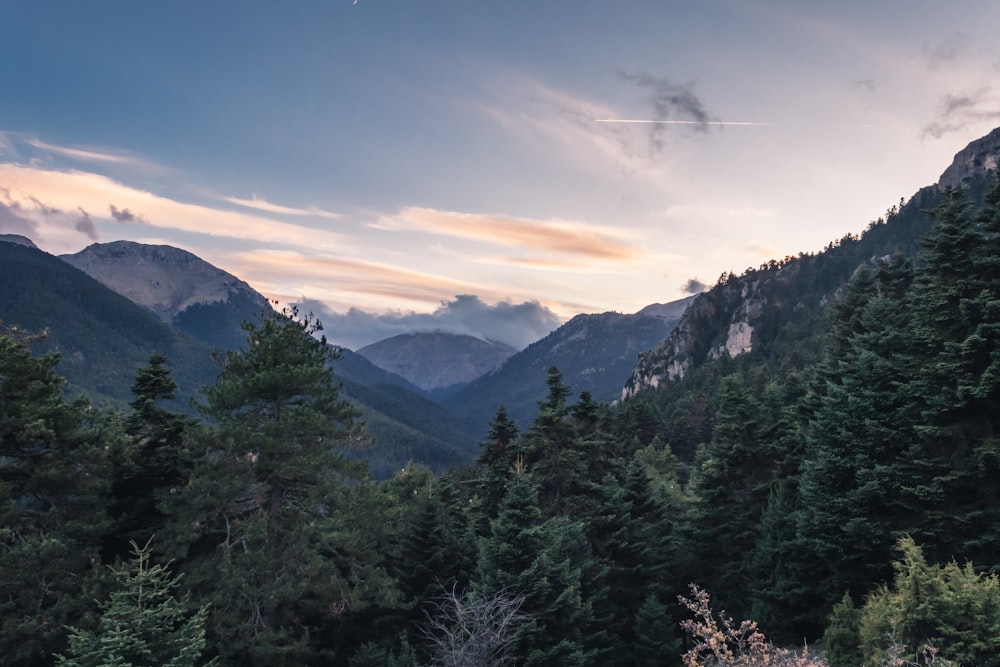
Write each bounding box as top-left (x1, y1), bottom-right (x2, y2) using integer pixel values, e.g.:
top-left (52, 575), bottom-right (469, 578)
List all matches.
top-left (2, 1), bottom-right (1000, 350)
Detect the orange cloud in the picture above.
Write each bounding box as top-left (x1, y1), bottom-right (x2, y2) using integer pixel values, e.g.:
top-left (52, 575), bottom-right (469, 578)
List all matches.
top-left (228, 250), bottom-right (503, 306)
top-left (0, 164), bottom-right (344, 250)
top-left (391, 206), bottom-right (642, 260)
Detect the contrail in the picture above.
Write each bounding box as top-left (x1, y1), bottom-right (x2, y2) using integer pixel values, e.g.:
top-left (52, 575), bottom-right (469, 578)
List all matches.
top-left (593, 119), bottom-right (772, 126)
top-left (593, 119), bottom-right (874, 128)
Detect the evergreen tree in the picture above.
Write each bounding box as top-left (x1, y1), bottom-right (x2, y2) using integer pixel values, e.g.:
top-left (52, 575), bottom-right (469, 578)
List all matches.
top-left (476, 473), bottom-right (597, 666)
top-left (794, 258), bottom-right (923, 626)
top-left (0, 328), bottom-right (111, 665)
top-left (162, 308), bottom-right (395, 665)
top-left (57, 538), bottom-right (214, 667)
top-left (109, 354), bottom-right (192, 552)
top-left (475, 404), bottom-right (521, 523)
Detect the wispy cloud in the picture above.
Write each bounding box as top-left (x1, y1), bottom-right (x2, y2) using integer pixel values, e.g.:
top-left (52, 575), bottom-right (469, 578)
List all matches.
top-left (228, 249), bottom-right (499, 306)
top-left (224, 194), bottom-right (341, 219)
top-left (387, 206), bottom-right (643, 261)
top-left (0, 164), bottom-right (345, 250)
top-left (617, 71), bottom-right (715, 152)
top-left (26, 138), bottom-right (158, 169)
top-left (922, 87), bottom-right (1000, 139)
top-left (75, 208), bottom-right (98, 240)
top-left (681, 277), bottom-right (708, 294)
top-left (109, 204), bottom-right (148, 224)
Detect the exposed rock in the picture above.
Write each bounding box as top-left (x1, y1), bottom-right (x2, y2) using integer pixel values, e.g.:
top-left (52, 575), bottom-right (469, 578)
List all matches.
top-left (938, 126), bottom-right (1000, 189)
top-left (61, 240), bottom-right (270, 322)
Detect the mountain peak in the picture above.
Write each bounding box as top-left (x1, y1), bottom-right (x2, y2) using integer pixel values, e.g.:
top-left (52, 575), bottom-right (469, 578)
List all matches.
top-left (61, 240), bottom-right (270, 322)
top-left (938, 126), bottom-right (1000, 189)
top-left (0, 234), bottom-right (39, 250)
top-left (357, 331), bottom-right (516, 391)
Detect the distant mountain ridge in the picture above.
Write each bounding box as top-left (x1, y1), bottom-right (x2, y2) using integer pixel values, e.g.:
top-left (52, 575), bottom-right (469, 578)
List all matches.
top-left (357, 332), bottom-right (516, 391)
top-left (440, 296), bottom-right (696, 436)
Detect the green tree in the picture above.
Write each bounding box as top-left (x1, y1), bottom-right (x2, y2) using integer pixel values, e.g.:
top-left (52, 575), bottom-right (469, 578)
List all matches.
top-left (57, 538), bottom-right (214, 667)
top-left (163, 308), bottom-right (395, 665)
top-left (110, 354), bottom-right (192, 551)
top-left (794, 258), bottom-right (922, 625)
top-left (476, 473), bottom-right (597, 666)
top-left (858, 537), bottom-right (1000, 667)
top-left (0, 328), bottom-right (111, 665)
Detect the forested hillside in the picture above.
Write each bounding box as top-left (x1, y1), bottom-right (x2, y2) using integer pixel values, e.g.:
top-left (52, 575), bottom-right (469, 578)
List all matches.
top-left (3, 171), bottom-right (1000, 666)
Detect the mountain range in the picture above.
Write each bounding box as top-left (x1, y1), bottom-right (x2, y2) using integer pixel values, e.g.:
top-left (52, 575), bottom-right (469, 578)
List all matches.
top-left (0, 232), bottom-right (694, 474)
top-left (3, 126), bottom-right (999, 477)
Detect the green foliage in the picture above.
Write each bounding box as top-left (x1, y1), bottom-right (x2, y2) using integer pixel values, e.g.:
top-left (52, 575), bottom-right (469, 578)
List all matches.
top-left (858, 537), bottom-right (1000, 667)
top-left (162, 308), bottom-right (396, 665)
top-left (0, 327), bottom-right (112, 665)
top-left (56, 538), bottom-right (214, 667)
top-left (823, 592), bottom-right (863, 667)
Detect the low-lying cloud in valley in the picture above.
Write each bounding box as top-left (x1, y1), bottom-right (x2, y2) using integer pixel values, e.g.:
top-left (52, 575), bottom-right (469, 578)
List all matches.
top-left (296, 294), bottom-right (562, 351)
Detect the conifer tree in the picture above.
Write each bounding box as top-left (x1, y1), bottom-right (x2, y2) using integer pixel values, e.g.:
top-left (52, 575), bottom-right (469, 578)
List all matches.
top-left (110, 353), bottom-right (191, 550)
top-left (56, 538), bottom-right (214, 667)
top-left (0, 328), bottom-right (111, 665)
top-left (162, 308), bottom-right (394, 665)
top-left (476, 473), bottom-right (597, 666)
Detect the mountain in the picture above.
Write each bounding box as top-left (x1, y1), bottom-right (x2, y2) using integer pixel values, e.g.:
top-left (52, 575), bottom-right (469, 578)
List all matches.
top-left (357, 332), bottom-right (516, 391)
top-left (1, 238), bottom-right (479, 477)
top-left (0, 233), bottom-right (38, 249)
top-left (0, 239), bottom-right (217, 407)
top-left (439, 296), bottom-right (697, 436)
top-left (61, 240), bottom-right (272, 350)
top-left (625, 129), bottom-right (1000, 401)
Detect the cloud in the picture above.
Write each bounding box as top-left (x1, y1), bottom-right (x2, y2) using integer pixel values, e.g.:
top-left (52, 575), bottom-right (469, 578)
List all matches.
top-left (681, 278), bottom-right (707, 294)
top-left (26, 138), bottom-right (158, 169)
top-left (109, 204), bottom-right (148, 224)
top-left (0, 200), bottom-right (37, 237)
top-left (224, 194), bottom-right (341, 219)
top-left (851, 79), bottom-right (876, 93)
top-left (388, 206), bottom-right (643, 261)
top-left (0, 164), bottom-right (346, 250)
top-left (922, 87), bottom-right (1000, 139)
top-left (924, 33), bottom-right (967, 69)
top-left (75, 208), bottom-right (98, 241)
top-left (618, 71), bottom-right (714, 152)
top-left (296, 294), bottom-right (562, 350)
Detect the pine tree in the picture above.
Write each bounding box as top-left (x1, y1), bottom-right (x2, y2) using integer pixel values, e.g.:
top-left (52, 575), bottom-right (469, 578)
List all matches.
top-left (56, 538), bottom-right (214, 667)
top-left (162, 308), bottom-right (395, 665)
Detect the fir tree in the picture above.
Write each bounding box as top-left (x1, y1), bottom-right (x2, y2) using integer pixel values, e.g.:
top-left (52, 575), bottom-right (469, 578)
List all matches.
top-left (56, 538), bottom-right (214, 667)
top-left (0, 328), bottom-right (111, 665)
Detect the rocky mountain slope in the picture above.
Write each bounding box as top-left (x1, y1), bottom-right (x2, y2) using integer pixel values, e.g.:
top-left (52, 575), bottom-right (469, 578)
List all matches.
top-left (357, 332), bottom-right (516, 391)
top-left (624, 128), bottom-right (1000, 400)
top-left (61, 241), bottom-right (272, 349)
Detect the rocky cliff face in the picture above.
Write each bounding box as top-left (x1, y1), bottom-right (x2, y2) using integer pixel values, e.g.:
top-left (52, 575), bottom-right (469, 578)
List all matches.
top-left (938, 126), bottom-right (1000, 189)
top-left (61, 240), bottom-right (270, 322)
top-left (623, 271), bottom-right (783, 398)
top-left (357, 332), bottom-right (516, 391)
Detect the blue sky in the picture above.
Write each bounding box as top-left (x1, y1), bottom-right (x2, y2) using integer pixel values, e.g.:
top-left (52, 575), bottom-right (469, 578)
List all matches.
top-left (2, 1), bottom-right (999, 348)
